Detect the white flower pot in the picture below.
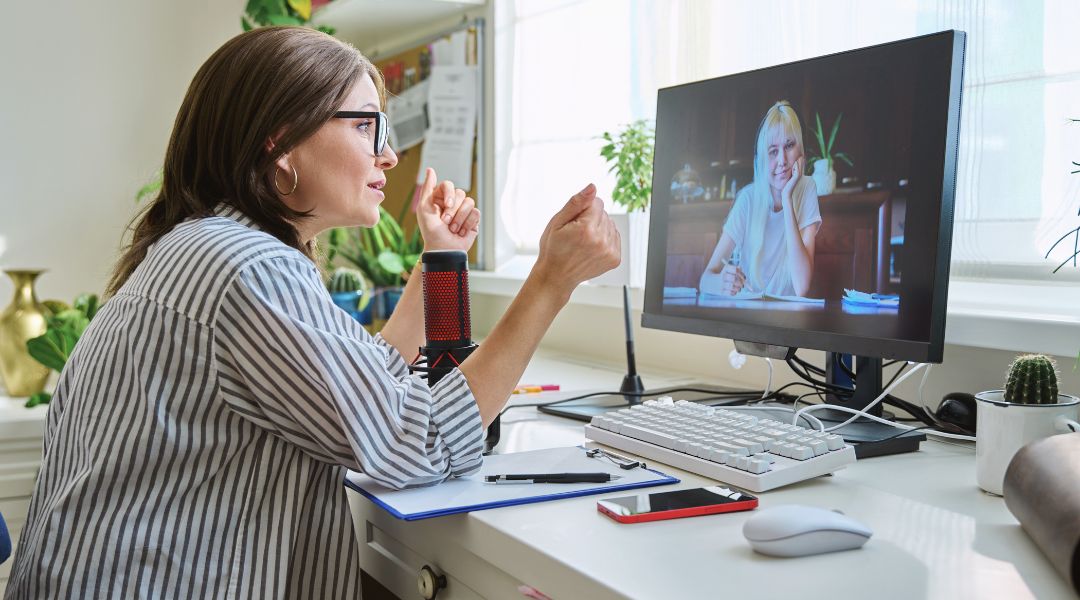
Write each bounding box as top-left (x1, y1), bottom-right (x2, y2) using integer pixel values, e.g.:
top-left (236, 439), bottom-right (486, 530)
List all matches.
top-left (811, 158), bottom-right (835, 195)
top-left (591, 210), bottom-right (650, 288)
top-left (975, 390), bottom-right (1080, 495)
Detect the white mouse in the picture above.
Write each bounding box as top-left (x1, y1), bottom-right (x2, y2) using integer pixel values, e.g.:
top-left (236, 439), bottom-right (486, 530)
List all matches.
top-left (742, 505), bottom-right (872, 557)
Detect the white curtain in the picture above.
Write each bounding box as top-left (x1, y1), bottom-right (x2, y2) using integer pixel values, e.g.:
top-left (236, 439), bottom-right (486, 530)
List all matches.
top-left (496, 0), bottom-right (1080, 282)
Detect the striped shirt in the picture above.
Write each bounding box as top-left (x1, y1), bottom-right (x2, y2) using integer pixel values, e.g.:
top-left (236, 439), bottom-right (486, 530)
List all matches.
top-left (6, 206), bottom-right (484, 599)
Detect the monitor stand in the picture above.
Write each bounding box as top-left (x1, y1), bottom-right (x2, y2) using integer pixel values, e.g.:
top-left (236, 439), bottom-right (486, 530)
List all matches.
top-left (824, 353), bottom-right (925, 458)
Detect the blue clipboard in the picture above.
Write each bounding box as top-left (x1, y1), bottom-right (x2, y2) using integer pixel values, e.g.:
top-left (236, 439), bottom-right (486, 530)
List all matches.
top-left (344, 445), bottom-right (679, 521)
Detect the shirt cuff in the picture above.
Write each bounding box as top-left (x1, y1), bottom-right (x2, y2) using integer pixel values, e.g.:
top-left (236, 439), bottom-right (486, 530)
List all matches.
top-left (373, 332), bottom-right (411, 379)
top-left (429, 368), bottom-right (485, 477)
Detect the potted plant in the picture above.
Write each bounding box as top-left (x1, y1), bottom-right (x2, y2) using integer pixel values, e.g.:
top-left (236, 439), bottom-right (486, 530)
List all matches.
top-left (595, 119), bottom-right (654, 287)
top-left (327, 267), bottom-right (372, 326)
top-left (975, 354), bottom-right (1080, 495)
top-left (806, 112), bottom-right (854, 196)
top-left (23, 293), bottom-right (100, 408)
top-left (325, 205), bottom-right (423, 331)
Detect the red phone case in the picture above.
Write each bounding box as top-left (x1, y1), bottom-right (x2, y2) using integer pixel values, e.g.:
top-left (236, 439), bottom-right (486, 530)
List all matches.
top-left (597, 495), bottom-right (758, 524)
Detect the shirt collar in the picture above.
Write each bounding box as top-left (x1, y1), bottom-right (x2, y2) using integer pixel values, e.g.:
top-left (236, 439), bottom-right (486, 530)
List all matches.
top-left (212, 204), bottom-right (262, 231)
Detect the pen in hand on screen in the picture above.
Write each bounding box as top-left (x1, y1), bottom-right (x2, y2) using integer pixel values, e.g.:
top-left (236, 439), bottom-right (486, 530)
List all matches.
top-left (484, 473), bottom-right (620, 484)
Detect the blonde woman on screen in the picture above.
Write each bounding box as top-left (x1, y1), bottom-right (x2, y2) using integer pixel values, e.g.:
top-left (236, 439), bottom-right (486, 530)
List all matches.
top-left (699, 100), bottom-right (821, 297)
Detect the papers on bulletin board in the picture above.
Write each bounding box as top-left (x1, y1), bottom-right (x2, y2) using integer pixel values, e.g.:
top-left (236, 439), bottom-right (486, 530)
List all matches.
top-left (345, 445), bottom-right (679, 521)
top-left (386, 79), bottom-right (429, 152)
top-left (416, 65), bottom-right (477, 190)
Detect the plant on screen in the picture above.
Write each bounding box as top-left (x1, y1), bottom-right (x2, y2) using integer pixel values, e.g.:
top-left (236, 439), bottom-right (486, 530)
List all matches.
top-left (806, 112), bottom-right (854, 176)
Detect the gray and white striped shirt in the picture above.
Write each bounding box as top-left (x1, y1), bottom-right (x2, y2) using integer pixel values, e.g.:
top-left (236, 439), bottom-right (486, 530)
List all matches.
top-left (6, 206), bottom-right (484, 599)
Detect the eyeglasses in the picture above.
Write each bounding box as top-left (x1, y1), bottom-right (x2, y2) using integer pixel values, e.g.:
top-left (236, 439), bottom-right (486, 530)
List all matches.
top-left (332, 111), bottom-right (389, 156)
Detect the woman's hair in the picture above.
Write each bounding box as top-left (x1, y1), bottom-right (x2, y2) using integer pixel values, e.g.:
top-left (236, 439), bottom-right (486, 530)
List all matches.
top-left (106, 26), bottom-right (385, 296)
top-left (741, 100), bottom-right (805, 293)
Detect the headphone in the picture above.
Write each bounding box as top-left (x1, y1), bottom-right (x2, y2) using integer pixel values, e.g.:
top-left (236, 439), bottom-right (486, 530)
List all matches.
top-left (935, 392), bottom-right (977, 435)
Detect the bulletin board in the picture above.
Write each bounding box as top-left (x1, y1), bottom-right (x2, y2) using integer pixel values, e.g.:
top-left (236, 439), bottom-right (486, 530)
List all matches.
top-left (372, 21), bottom-right (482, 264)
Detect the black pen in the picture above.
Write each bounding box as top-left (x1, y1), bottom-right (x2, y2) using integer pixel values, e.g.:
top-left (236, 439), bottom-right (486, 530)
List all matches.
top-left (484, 472), bottom-right (619, 484)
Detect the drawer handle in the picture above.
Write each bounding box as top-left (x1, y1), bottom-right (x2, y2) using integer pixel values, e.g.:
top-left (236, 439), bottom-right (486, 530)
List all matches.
top-left (417, 565), bottom-right (447, 600)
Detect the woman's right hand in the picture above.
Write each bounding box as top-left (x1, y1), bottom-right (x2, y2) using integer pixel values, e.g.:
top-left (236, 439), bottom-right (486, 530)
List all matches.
top-left (532, 184), bottom-right (621, 298)
top-left (719, 263), bottom-right (746, 295)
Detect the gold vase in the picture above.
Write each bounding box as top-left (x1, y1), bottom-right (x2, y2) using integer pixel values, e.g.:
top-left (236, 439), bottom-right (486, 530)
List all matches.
top-left (0, 270), bottom-right (50, 397)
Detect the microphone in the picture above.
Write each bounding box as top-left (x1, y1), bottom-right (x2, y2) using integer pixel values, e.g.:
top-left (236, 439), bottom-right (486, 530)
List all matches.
top-left (409, 250), bottom-right (500, 453)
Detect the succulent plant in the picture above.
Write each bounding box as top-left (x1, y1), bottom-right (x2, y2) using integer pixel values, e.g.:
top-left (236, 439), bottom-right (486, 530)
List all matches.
top-left (1004, 354), bottom-right (1060, 404)
top-left (327, 268), bottom-right (366, 294)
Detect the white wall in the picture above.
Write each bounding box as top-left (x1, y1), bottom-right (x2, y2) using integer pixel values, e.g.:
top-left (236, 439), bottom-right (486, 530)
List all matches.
top-left (0, 0), bottom-right (244, 304)
top-left (471, 292), bottom-right (1080, 412)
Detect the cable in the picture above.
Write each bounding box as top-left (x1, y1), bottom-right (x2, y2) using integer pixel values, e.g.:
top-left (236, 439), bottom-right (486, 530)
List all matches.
top-left (851, 425), bottom-right (935, 445)
top-left (796, 362), bottom-right (929, 432)
top-left (797, 399), bottom-right (976, 442)
top-left (762, 357), bottom-right (773, 400)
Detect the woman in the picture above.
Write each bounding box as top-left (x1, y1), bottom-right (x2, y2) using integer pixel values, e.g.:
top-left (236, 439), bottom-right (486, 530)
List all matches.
top-left (699, 100), bottom-right (821, 297)
top-left (6, 27), bottom-right (619, 599)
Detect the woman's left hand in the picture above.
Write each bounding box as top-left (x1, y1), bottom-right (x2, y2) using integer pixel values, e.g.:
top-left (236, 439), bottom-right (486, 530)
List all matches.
top-left (781, 158), bottom-right (803, 207)
top-left (415, 167), bottom-right (480, 252)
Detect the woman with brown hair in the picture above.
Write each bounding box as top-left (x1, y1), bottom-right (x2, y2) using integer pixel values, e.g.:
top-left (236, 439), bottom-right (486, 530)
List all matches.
top-left (6, 27), bottom-right (620, 599)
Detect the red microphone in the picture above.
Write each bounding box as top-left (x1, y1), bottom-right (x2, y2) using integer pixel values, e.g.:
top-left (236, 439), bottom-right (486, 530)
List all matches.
top-left (409, 250), bottom-right (499, 452)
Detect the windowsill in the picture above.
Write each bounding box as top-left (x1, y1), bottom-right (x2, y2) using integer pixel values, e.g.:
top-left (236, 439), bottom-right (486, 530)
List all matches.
top-left (471, 264), bottom-right (1080, 358)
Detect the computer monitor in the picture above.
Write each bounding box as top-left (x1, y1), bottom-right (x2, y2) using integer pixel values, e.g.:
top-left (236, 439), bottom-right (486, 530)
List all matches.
top-left (641, 31), bottom-right (965, 436)
top-left (541, 31), bottom-right (965, 444)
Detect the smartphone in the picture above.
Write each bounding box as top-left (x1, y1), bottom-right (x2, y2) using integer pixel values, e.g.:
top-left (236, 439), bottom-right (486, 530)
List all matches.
top-left (597, 486), bottom-right (757, 524)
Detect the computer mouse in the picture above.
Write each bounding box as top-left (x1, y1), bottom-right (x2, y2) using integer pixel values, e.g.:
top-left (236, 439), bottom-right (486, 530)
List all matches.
top-left (742, 505), bottom-right (872, 558)
top-left (936, 391), bottom-right (977, 434)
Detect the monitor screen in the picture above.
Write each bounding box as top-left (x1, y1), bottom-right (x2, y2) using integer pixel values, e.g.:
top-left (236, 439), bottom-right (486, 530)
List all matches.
top-left (642, 31), bottom-right (964, 364)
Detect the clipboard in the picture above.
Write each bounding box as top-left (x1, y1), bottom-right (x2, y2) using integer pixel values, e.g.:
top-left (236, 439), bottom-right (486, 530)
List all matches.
top-left (345, 446), bottom-right (679, 521)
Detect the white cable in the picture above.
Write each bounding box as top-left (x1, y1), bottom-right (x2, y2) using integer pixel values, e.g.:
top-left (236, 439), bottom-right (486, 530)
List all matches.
top-left (918, 363), bottom-right (932, 407)
top-left (798, 402), bottom-right (976, 442)
top-left (794, 362), bottom-right (928, 432)
top-left (725, 405), bottom-right (826, 432)
top-left (762, 357), bottom-right (773, 400)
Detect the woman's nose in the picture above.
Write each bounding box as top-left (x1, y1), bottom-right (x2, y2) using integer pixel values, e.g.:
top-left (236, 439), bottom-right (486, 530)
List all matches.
top-left (378, 146), bottom-right (398, 170)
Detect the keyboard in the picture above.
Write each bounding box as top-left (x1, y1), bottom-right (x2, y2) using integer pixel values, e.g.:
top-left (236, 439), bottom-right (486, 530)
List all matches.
top-left (584, 398), bottom-right (856, 492)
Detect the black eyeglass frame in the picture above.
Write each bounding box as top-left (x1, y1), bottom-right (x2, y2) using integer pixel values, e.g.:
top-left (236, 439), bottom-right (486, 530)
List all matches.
top-left (332, 111), bottom-right (389, 156)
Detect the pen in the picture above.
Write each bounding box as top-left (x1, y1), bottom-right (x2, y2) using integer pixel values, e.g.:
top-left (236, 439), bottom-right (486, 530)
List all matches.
top-left (484, 473), bottom-right (619, 484)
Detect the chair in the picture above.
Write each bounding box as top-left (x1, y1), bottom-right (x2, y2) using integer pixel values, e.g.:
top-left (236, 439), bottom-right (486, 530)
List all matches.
top-left (0, 511), bottom-right (10, 564)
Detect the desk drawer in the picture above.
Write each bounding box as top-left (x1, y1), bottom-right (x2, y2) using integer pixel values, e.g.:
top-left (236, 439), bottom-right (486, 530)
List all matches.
top-left (349, 496), bottom-right (531, 600)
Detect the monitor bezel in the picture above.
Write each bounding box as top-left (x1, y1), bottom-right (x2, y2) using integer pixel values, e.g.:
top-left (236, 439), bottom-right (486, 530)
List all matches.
top-left (641, 30), bottom-right (966, 364)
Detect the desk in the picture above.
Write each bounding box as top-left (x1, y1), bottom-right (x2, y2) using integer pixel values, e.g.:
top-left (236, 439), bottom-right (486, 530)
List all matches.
top-left (347, 352), bottom-right (1072, 600)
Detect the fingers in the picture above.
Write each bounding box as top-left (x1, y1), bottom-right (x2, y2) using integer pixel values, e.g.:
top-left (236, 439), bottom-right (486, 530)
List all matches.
top-left (448, 192), bottom-right (476, 234)
top-left (418, 168), bottom-right (438, 213)
top-left (437, 180), bottom-right (456, 223)
top-left (550, 183), bottom-right (596, 229)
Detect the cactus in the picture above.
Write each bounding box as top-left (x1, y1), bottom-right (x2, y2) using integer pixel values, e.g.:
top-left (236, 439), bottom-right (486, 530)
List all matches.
top-left (327, 268), bottom-right (366, 294)
top-left (1004, 354), bottom-right (1060, 404)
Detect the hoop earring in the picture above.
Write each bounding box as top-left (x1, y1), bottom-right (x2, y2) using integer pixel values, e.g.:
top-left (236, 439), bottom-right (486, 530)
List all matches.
top-left (274, 165), bottom-right (298, 196)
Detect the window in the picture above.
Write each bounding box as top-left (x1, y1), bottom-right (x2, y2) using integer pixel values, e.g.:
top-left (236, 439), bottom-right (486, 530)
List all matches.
top-left (494, 0), bottom-right (1080, 285)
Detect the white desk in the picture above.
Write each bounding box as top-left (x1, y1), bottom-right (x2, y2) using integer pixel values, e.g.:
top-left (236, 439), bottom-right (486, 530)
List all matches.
top-left (347, 352), bottom-right (1074, 600)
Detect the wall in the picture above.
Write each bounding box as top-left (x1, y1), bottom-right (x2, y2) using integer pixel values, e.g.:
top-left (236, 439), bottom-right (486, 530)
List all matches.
top-left (471, 292), bottom-right (1080, 412)
top-left (0, 0), bottom-right (245, 303)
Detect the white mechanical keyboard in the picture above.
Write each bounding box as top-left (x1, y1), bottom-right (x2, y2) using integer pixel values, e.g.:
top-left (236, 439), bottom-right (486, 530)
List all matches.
top-left (584, 398), bottom-right (857, 492)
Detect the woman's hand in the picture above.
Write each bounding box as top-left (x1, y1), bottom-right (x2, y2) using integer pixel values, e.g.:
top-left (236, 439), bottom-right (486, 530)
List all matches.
top-left (718, 263), bottom-right (746, 296)
top-left (781, 157), bottom-right (803, 208)
top-left (532, 184), bottom-right (621, 298)
top-left (415, 167), bottom-right (480, 252)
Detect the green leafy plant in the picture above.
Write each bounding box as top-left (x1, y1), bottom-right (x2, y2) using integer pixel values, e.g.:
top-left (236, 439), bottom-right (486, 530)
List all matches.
top-left (325, 204), bottom-right (423, 288)
top-left (242, 0), bottom-right (335, 35)
top-left (24, 293), bottom-right (100, 408)
top-left (599, 119), bottom-right (655, 213)
top-left (806, 112), bottom-right (854, 175)
top-left (1004, 354), bottom-right (1060, 404)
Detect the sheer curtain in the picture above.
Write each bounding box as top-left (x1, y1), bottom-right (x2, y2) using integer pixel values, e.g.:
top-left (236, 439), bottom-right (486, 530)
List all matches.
top-left (496, 0), bottom-right (1080, 282)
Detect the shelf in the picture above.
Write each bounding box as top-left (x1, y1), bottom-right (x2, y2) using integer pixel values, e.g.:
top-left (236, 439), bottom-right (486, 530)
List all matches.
top-left (314, 0), bottom-right (485, 53)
